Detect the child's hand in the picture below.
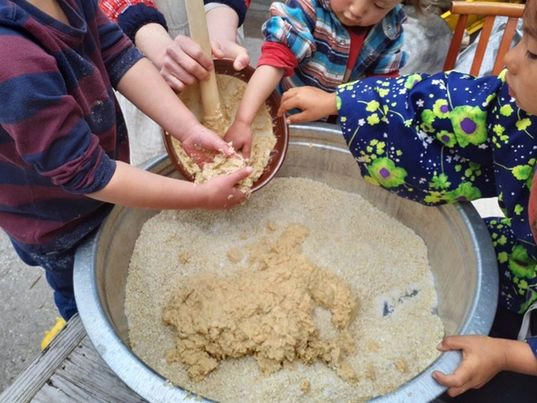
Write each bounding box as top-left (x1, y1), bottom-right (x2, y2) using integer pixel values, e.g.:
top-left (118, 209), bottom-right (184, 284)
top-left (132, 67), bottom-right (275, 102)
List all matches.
top-left (278, 87), bottom-right (338, 124)
top-left (224, 120), bottom-right (253, 159)
top-left (199, 166), bottom-right (253, 209)
top-left (432, 335), bottom-right (506, 397)
top-left (158, 36), bottom-right (249, 92)
top-left (180, 124), bottom-right (234, 167)
top-left (157, 34), bottom-right (215, 92)
top-left (211, 39), bottom-right (250, 71)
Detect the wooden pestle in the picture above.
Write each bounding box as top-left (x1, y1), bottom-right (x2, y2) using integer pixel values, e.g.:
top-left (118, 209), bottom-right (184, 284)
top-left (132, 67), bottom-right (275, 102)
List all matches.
top-left (185, 0), bottom-right (226, 135)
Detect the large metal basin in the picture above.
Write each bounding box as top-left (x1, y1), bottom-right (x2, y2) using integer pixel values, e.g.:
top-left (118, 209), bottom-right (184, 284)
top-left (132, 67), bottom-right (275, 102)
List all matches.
top-left (74, 123), bottom-right (498, 402)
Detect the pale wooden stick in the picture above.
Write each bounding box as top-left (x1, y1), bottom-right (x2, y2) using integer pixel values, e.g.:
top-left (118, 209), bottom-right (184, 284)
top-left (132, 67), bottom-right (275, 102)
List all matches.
top-left (185, 0), bottom-right (225, 135)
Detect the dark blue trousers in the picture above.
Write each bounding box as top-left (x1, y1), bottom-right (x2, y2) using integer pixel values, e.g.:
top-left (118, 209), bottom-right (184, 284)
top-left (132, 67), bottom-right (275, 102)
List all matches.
top-left (11, 239), bottom-right (78, 320)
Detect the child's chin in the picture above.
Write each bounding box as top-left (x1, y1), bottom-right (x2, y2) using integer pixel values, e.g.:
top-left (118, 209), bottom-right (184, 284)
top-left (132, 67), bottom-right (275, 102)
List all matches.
top-left (507, 90), bottom-right (523, 110)
top-left (517, 101), bottom-right (537, 115)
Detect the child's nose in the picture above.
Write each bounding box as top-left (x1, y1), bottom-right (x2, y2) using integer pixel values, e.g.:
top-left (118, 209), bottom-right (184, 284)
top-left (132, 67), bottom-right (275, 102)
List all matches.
top-left (504, 41), bottom-right (520, 73)
top-left (349, 0), bottom-right (367, 17)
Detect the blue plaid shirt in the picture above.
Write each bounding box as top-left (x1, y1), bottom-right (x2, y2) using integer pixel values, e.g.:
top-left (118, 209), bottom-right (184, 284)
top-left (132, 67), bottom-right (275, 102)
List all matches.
top-left (262, 0), bottom-right (407, 93)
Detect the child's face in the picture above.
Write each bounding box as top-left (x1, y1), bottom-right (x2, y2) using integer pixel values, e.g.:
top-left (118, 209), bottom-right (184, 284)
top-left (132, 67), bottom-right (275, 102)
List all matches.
top-left (330, 0), bottom-right (401, 27)
top-left (504, 6), bottom-right (537, 115)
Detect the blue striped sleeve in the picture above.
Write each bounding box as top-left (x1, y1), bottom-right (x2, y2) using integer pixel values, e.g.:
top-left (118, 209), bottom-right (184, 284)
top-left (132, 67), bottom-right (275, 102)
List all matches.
top-left (95, 4), bottom-right (143, 87)
top-left (263, 0), bottom-right (317, 63)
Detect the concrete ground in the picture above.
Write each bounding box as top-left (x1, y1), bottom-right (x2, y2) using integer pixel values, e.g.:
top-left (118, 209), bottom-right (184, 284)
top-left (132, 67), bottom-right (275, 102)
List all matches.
top-left (0, 231), bottom-right (57, 392)
top-left (0, 2), bottom-right (505, 395)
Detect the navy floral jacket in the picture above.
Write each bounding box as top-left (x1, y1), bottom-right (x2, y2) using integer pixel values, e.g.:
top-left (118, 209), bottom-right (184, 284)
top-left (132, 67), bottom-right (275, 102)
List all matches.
top-left (336, 71), bottom-right (537, 352)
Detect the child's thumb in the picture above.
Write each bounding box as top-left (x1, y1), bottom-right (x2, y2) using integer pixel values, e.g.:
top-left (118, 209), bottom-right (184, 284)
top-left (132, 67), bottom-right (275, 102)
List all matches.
top-left (233, 52), bottom-right (250, 71)
top-left (225, 42), bottom-right (249, 70)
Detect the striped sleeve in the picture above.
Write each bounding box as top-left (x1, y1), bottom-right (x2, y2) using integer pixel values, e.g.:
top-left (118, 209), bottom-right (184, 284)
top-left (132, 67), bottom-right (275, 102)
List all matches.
top-left (0, 32), bottom-right (114, 194)
top-left (94, 3), bottom-right (144, 86)
top-left (262, 0), bottom-right (317, 64)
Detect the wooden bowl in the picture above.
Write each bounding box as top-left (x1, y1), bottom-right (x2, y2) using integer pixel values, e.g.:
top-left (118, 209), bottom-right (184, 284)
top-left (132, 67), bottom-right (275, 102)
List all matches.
top-left (163, 59), bottom-right (289, 192)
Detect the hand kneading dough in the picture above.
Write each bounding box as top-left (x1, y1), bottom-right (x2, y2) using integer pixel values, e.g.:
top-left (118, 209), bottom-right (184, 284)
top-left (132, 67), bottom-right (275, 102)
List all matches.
top-left (172, 74), bottom-right (276, 192)
top-left (162, 224), bottom-right (358, 382)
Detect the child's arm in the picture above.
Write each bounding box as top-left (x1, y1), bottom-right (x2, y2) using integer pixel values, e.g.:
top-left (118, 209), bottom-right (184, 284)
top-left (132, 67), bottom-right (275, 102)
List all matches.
top-left (278, 86), bottom-right (338, 124)
top-left (99, 1), bottom-right (249, 92)
top-left (135, 5), bottom-right (249, 92)
top-left (88, 160), bottom-right (252, 209)
top-left (224, 65), bottom-right (284, 158)
top-left (206, 4), bottom-right (249, 71)
top-left (432, 335), bottom-right (537, 397)
top-left (116, 57), bottom-right (233, 162)
top-left (97, 56), bottom-right (253, 209)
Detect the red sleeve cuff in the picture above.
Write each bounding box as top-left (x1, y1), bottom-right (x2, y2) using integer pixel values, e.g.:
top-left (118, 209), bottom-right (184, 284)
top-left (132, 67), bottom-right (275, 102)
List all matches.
top-left (367, 70), bottom-right (400, 79)
top-left (258, 42), bottom-right (298, 77)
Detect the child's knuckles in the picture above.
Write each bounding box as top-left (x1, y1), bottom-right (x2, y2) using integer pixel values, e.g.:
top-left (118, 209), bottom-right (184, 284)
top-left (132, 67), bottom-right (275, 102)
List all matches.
top-left (449, 387), bottom-right (466, 397)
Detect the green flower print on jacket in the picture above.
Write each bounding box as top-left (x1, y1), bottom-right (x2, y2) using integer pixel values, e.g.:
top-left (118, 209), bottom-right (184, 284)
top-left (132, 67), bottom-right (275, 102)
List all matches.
top-left (404, 74), bottom-right (422, 89)
top-left (436, 130), bottom-right (457, 147)
top-left (508, 244), bottom-right (537, 280)
top-left (500, 104), bottom-right (514, 117)
top-left (512, 161), bottom-right (536, 188)
top-left (365, 157), bottom-right (407, 188)
top-left (420, 109), bottom-right (436, 133)
top-left (492, 124), bottom-right (509, 148)
top-left (430, 173), bottom-right (451, 190)
top-left (516, 118), bottom-right (532, 131)
top-left (443, 182), bottom-right (482, 202)
top-left (433, 99), bottom-right (450, 118)
top-left (450, 105), bottom-right (487, 147)
top-left (508, 244), bottom-right (537, 313)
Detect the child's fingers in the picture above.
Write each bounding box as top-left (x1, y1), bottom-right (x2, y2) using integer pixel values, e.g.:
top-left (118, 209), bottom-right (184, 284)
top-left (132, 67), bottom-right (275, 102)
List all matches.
top-left (226, 43), bottom-right (250, 71)
top-left (242, 141), bottom-right (252, 160)
top-left (203, 135), bottom-right (234, 156)
top-left (278, 90), bottom-right (299, 115)
top-left (227, 166), bottom-right (253, 186)
top-left (173, 36), bottom-right (214, 74)
top-left (437, 335), bottom-right (469, 351)
top-left (277, 99), bottom-right (294, 117)
top-left (446, 385), bottom-right (469, 398)
top-left (163, 73), bottom-right (186, 92)
top-left (280, 88), bottom-right (295, 103)
top-left (233, 52), bottom-right (250, 71)
top-left (432, 366), bottom-right (472, 390)
top-left (432, 370), bottom-right (468, 396)
top-left (432, 370), bottom-right (454, 386)
top-left (286, 111), bottom-right (311, 124)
